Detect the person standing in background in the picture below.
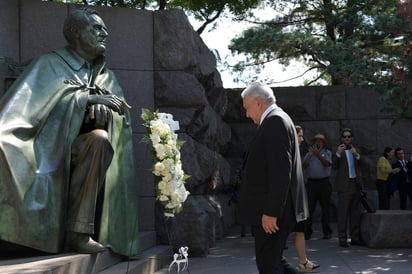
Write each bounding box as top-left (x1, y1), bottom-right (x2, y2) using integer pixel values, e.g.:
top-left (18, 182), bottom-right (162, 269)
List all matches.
top-left (376, 147), bottom-right (400, 210)
top-left (332, 128), bottom-right (364, 247)
top-left (293, 126), bottom-right (320, 273)
top-left (392, 148), bottom-right (412, 209)
top-left (239, 82), bottom-right (308, 274)
top-left (303, 134), bottom-right (333, 241)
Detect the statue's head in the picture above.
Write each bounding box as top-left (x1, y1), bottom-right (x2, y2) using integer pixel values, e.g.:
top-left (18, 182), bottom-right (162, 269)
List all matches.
top-left (63, 8), bottom-right (108, 61)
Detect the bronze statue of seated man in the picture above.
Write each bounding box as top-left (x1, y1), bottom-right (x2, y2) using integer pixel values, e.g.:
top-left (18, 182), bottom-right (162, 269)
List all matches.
top-left (0, 8), bottom-right (139, 256)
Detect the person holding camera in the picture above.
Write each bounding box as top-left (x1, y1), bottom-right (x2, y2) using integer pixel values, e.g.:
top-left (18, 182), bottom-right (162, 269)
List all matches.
top-left (332, 128), bottom-right (365, 247)
top-left (302, 134), bottom-right (332, 241)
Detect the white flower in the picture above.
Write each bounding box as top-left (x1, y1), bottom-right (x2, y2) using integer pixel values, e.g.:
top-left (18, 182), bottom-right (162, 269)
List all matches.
top-left (141, 108), bottom-right (190, 217)
top-left (150, 119), bottom-right (170, 137)
top-left (159, 195), bottom-right (169, 202)
top-left (154, 143), bottom-right (167, 160)
top-left (150, 133), bottom-right (161, 145)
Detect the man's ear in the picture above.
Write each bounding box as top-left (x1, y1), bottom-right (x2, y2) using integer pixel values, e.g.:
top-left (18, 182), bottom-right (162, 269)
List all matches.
top-left (254, 97), bottom-right (261, 107)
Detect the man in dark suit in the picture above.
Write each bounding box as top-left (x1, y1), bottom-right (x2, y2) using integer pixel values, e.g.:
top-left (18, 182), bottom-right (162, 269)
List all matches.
top-left (238, 82), bottom-right (309, 274)
top-left (393, 148), bottom-right (412, 209)
top-left (332, 128), bottom-right (364, 247)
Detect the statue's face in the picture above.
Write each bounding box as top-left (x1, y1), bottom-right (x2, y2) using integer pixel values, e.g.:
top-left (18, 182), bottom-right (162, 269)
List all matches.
top-left (77, 14), bottom-right (108, 61)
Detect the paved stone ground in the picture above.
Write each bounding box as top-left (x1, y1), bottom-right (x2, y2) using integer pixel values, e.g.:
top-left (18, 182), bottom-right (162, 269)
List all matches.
top-left (155, 222), bottom-right (412, 274)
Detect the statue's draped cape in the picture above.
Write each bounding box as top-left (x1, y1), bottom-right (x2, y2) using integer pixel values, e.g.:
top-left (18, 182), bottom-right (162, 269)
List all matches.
top-left (0, 47), bottom-right (139, 256)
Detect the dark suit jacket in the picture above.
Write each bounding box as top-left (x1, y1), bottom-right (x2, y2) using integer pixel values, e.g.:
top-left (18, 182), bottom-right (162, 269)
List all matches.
top-left (239, 107), bottom-right (309, 226)
top-left (332, 150), bottom-right (363, 192)
top-left (392, 160), bottom-right (410, 185)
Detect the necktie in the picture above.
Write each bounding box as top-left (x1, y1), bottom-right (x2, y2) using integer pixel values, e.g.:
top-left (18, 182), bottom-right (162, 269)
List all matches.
top-left (346, 150), bottom-right (356, 178)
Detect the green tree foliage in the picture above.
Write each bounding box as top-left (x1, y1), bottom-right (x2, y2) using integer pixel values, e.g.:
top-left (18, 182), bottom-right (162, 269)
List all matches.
top-left (49, 0), bottom-right (263, 33)
top-left (168, 0), bottom-right (263, 34)
top-left (48, 0), bottom-right (164, 9)
top-left (229, 0), bottom-right (412, 118)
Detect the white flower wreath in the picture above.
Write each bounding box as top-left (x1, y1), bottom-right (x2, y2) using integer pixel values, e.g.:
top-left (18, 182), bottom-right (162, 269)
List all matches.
top-left (141, 108), bottom-right (190, 217)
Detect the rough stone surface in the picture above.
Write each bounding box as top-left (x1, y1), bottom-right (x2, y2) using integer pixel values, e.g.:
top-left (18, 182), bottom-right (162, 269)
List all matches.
top-left (155, 195), bottom-right (215, 257)
top-left (153, 9), bottom-right (195, 71)
top-left (360, 210), bottom-right (412, 248)
top-left (179, 134), bottom-right (231, 194)
top-left (0, 0), bottom-right (19, 61)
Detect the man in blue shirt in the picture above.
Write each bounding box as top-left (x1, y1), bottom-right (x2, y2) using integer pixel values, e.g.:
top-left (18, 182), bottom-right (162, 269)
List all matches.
top-left (303, 134), bottom-right (332, 240)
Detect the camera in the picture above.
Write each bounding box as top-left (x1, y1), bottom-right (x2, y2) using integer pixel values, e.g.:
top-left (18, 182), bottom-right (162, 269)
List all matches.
top-left (345, 144), bottom-right (352, 150)
top-left (311, 144), bottom-right (320, 150)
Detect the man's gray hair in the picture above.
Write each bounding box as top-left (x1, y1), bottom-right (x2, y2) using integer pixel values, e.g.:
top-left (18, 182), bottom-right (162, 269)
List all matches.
top-left (63, 8), bottom-right (100, 46)
top-left (241, 82), bottom-right (276, 104)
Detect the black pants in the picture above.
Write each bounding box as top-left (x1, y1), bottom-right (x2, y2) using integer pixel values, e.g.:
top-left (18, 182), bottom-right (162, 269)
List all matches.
top-left (398, 181), bottom-right (412, 209)
top-left (337, 186), bottom-right (362, 242)
top-left (376, 179), bottom-right (390, 210)
top-left (252, 197), bottom-right (296, 274)
top-left (306, 178), bottom-right (332, 237)
top-left (253, 225), bottom-right (293, 274)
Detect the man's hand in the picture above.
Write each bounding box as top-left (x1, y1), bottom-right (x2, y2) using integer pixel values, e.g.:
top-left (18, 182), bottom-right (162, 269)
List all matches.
top-left (309, 145), bottom-right (320, 155)
top-left (88, 94), bottom-right (131, 115)
top-left (85, 104), bottom-right (111, 128)
top-left (350, 146), bottom-right (359, 157)
top-left (262, 214), bottom-right (279, 234)
top-left (336, 144), bottom-right (346, 155)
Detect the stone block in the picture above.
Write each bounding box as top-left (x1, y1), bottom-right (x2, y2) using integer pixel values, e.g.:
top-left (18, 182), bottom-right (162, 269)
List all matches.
top-left (377, 119), bottom-right (412, 154)
top-left (0, 0), bottom-right (19, 60)
top-left (133, 135), bottom-right (155, 197)
top-left (275, 87), bottom-right (317, 121)
top-left (155, 196), bottom-right (214, 257)
top-left (20, 1), bottom-right (67, 62)
top-left (113, 70), bottom-right (154, 133)
top-left (154, 71), bottom-right (207, 108)
top-left (191, 30), bottom-right (218, 80)
top-left (360, 210), bottom-right (412, 248)
top-left (94, 7), bottom-right (153, 71)
top-left (295, 120), bottom-right (340, 149)
top-left (153, 9), bottom-right (194, 70)
top-left (346, 87), bottom-right (390, 119)
top-left (138, 197), bottom-right (156, 231)
top-left (318, 87), bottom-right (346, 120)
top-left (209, 194), bottom-right (237, 238)
top-left (222, 88), bottom-right (248, 123)
top-left (179, 134), bottom-right (231, 192)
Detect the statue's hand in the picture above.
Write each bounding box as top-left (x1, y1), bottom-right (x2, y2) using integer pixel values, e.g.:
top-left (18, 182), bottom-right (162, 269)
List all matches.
top-left (88, 94), bottom-right (131, 115)
top-left (85, 104), bottom-right (111, 128)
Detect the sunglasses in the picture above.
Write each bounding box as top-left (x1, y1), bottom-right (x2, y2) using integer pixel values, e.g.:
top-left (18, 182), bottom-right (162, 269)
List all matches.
top-left (342, 135), bottom-right (352, 139)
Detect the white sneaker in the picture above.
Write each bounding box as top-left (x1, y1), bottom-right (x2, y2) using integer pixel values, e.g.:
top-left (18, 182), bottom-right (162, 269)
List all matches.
top-left (298, 259), bottom-right (320, 273)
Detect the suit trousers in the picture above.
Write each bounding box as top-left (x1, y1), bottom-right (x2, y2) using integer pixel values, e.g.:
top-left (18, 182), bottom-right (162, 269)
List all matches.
top-left (67, 129), bottom-right (114, 234)
top-left (252, 196), bottom-right (296, 274)
top-left (253, 224), bottom-right (294, 274)
top-left (376, 179), bottom-right (390, 210)
top-left (337, 181), bottom-right (362, 242)
top-left (306, 178), bottom-right (332, 236)
top-left (398, 181), bottom-right (412, 209)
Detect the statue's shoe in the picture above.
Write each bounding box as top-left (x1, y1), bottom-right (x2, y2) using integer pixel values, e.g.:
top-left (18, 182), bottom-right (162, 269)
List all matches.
top-left (70, 233), bottom-right (105, 254)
